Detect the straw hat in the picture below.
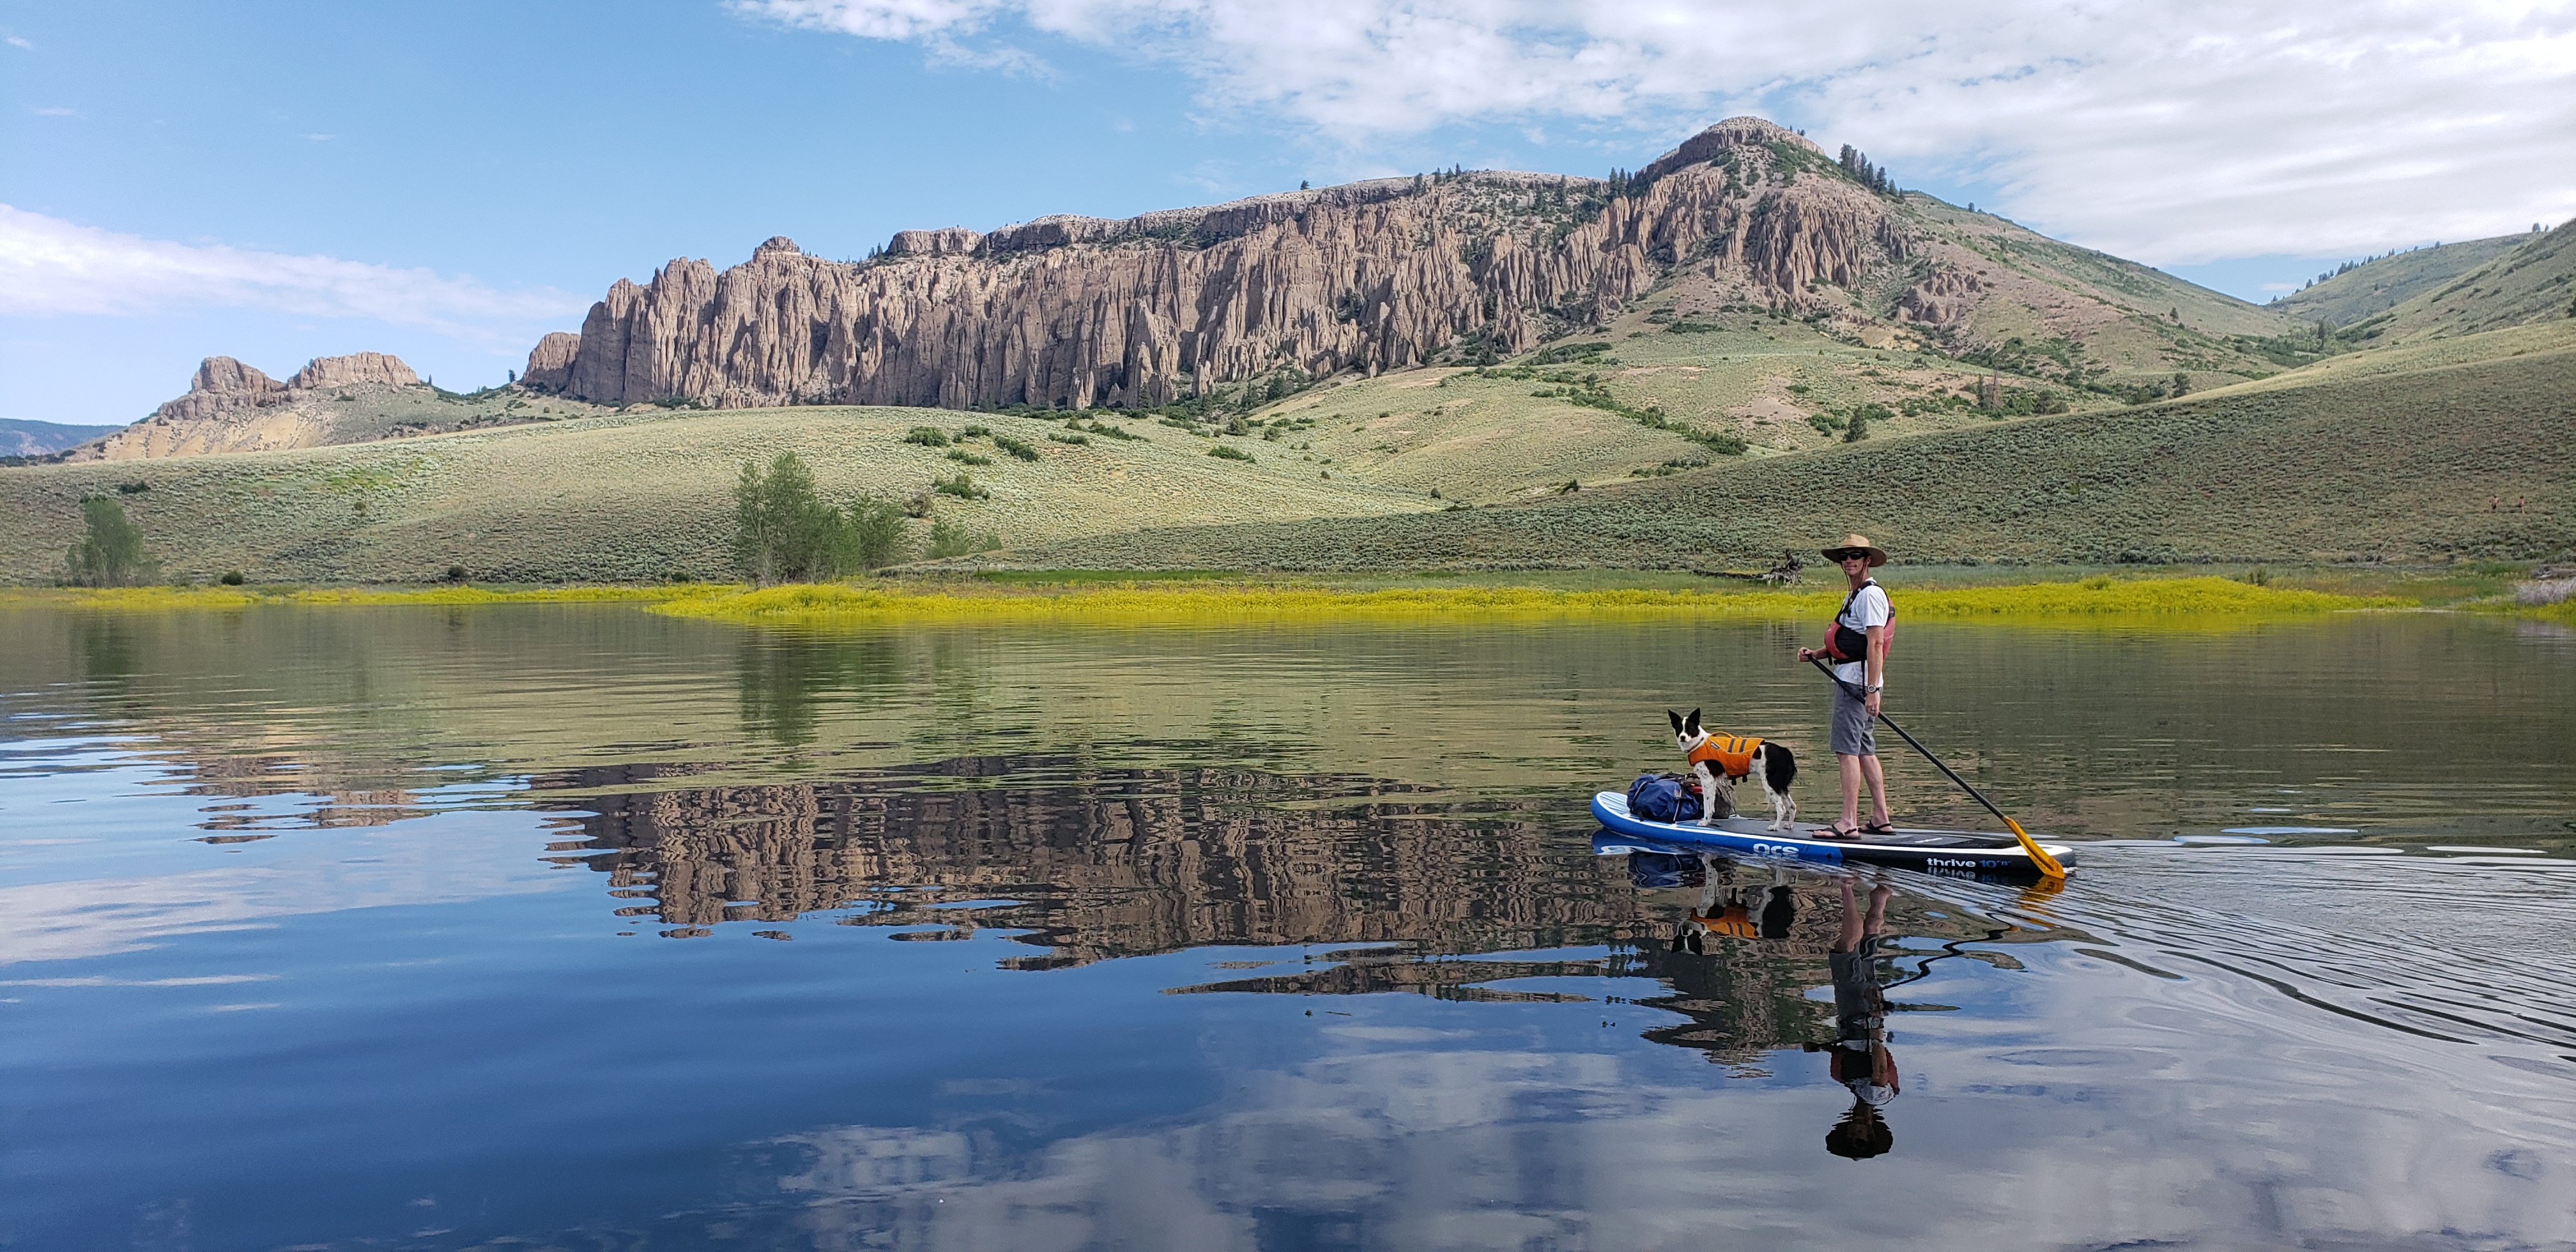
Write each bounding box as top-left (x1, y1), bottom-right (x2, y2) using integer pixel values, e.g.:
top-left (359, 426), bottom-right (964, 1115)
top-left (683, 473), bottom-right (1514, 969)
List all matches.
top-left (1822, 533), bottom-right (1888, 567)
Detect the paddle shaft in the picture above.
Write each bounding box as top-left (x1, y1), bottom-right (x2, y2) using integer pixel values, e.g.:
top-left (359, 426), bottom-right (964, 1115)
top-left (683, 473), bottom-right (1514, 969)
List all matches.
top-left (1806, 656), bottom-right (2067, 878)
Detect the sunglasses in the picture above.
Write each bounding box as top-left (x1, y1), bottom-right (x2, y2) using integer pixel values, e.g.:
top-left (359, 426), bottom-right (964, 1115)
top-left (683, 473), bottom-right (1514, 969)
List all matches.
top-left (1827, 549), bottom-right (1869, 560)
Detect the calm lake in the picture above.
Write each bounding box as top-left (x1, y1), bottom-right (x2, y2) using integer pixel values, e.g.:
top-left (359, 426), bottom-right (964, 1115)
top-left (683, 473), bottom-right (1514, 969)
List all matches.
top-left (4, 604), bottom-right (2573, 1251)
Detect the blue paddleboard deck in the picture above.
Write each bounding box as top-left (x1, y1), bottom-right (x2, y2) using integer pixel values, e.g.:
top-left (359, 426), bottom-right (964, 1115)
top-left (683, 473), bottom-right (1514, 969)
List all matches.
top-left (1590, 791), bottom-right (2076, 878)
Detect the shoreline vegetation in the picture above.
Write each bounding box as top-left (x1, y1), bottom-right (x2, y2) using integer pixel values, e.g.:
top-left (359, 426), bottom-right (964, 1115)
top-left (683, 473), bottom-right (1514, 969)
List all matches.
top-left (12, 560), bottom-right (2571, 627)
top-left (648, 576), bottom-right (2405, 627)
top-left (0, 572), bottom-right (2483, 625)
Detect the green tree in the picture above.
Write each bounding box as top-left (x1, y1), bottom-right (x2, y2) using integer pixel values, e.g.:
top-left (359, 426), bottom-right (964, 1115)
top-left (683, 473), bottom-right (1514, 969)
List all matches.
top-left (2170, 371), bottom-right (2190, 398)
top-left (733, 452), bottom-right (909, 584)
top-left (65, 495), bottom-right (158, 587)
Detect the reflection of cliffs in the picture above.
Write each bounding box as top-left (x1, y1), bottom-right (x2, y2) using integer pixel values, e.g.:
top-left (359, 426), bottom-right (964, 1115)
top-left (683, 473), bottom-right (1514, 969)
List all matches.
top-left (547, 758), bottom-right (1630, 963)
top-left (532, 118), bottom-right (1919, 411)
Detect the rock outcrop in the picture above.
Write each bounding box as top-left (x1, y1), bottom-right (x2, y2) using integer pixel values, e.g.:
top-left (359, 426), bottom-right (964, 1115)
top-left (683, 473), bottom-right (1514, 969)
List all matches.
top-left (68, 352), bottom-right (429, 461)
top-left (288, 351), bottom-right (418, 392)
top-left (521, 332), bottom-right (581, 392)
top-left (150, 356), bottom-right (290, 425)
top-left (541, 118), bottom-right (1920, 412)
top-left (1897, 267), bottom-right (1984, 327)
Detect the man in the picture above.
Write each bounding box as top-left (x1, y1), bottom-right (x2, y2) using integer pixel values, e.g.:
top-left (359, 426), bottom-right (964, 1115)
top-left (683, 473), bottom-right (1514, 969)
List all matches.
top-left (1794, 534), bottom-right (1892, 838)
top-left (1805, 877), bottom-right (1899, 1159)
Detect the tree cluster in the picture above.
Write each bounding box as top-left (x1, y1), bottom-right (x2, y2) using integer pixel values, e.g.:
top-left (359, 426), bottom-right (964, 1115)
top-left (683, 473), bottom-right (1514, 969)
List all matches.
top-left (65, 495), bottom-right (158, 587)
top-left (1836, 146), bottom-right (1898, 195)
top-left (732, 452), bottom-right (908, 584)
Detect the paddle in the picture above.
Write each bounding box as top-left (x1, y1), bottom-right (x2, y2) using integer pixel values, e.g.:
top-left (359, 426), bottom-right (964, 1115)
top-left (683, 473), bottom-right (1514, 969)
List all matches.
top-left (1806, 657), bottom-right (2069, 880)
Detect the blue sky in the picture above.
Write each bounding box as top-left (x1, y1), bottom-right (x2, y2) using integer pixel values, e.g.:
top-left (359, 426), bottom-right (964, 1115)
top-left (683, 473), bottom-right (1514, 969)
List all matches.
top-left (5, 0), bottom-right (2572, 425)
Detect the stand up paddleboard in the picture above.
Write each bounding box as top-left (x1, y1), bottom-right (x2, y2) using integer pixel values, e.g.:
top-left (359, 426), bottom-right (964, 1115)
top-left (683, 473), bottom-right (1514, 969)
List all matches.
top-left (1591, 791), bottom-right (2076, 879)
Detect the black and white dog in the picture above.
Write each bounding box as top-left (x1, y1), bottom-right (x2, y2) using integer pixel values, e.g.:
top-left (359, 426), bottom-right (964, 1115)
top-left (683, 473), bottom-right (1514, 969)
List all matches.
top-left (1668, 708), bottom-right (1798, 830)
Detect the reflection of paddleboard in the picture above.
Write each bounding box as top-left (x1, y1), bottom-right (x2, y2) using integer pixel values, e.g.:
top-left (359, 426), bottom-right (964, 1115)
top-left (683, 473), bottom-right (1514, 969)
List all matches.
top-left (1591, 791), bottom-right (2076, 879)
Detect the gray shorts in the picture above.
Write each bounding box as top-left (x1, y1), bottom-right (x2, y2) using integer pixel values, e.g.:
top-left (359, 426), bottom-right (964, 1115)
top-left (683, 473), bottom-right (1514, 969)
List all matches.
top-left (1832, 683), bottom-right (1878, 757)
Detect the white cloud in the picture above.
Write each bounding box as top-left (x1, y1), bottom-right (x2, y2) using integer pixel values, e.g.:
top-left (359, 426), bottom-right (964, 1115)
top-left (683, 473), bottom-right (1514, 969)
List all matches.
top-left (735, 0), bottom-right (2576, 263)
top-left (0, 204), bottom-right (586, 340)
top-left (33, 107), bottom-right (75, 117)
top-left (5, 34), bottom-right (32, 50)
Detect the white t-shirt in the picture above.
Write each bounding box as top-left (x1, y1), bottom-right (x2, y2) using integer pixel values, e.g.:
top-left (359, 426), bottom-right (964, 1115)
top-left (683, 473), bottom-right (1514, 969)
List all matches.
top-left (1833, 581), bottom-right (1890, 685)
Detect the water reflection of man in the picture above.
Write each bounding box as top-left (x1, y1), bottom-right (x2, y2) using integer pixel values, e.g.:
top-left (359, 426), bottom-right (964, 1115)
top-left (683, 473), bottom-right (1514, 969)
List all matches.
top-left (1804, 877), bottom-right (1897, 1159)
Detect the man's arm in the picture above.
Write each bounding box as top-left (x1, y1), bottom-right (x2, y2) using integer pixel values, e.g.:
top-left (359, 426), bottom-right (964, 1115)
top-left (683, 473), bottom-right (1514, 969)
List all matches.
top-left (1864, 623), bottom-right (1887, 714)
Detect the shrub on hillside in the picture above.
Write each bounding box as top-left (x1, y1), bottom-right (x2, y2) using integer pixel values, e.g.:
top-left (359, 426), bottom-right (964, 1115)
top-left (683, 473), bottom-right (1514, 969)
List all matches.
top-left (931, 471), bottom-right (989, 500)
top-left (928, 519), bottom-right (1004, 559)
top-left (1209, 445), bottom-right (1255, 462)
top-left (903, 426), bottom-right (951, 447)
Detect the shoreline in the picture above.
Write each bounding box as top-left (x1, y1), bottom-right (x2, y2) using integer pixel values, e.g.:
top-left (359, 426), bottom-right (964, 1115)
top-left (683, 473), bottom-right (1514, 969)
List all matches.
top-left (645, 576), bottom-right (2401, 627)
top-left (8, 570), bottom-right (2557, 625)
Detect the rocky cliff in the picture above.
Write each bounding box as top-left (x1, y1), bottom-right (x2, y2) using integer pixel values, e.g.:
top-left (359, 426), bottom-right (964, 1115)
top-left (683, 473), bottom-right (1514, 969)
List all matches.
top-left (69, 353), bottom-right (422, 461)
top-left (67, 351), bottom-right (601, 462)
top-left (530, 118), bottom-right (1934, 411)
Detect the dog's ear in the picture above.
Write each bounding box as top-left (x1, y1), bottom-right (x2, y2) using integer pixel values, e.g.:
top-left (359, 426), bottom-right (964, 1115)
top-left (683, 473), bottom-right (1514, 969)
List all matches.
top-left (1667, 709), bottom-right (1685, 733)
top-left (1685, 708), bottom-right (1703, 735)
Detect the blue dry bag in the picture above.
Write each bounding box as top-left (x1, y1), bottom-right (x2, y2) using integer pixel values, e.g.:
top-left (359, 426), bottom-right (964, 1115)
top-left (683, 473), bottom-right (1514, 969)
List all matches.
top-left (1627, 772), bottom-right (1696, 823)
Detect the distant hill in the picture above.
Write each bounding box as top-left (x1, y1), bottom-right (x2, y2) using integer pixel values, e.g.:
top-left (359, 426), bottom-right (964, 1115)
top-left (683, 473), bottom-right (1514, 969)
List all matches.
top-left (0, 404), bottom-right (1439, 585)
top-left (63, 353), bottom-right (608, 462)
top-left (983, 322), bottom-right (2576, 569)
top-left (2267, 234), bottom-right (2526, 327)
top-left (6, 323), bottom-right (2562, 584)
top-left (1, 419), bottom-right (120, 458)
top-left (2363, 220), bottom-right (2576, 344)
top-left (61, 115), bottom-right (2322, 470)
top-left (525, 116), bottom-right (2301, 419)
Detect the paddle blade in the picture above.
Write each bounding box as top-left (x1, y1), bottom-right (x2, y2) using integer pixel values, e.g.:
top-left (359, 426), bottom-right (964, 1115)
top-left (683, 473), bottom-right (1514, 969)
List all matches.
top-left (2002, 816), bottom-right (2069, 880)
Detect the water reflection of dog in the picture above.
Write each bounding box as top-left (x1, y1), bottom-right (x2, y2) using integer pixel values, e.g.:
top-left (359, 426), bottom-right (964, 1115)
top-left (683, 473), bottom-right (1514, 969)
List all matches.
top-left (1666, 855), bottom-right (1798, 954)
top-left (1804, 878), bottom-right (1897, 1159)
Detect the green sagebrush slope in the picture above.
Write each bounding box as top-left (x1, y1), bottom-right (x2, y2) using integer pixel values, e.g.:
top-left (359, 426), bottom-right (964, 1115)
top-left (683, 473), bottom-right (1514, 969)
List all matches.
top-left (2268, 235), bottom-right (2526, 328)
top-left (2372, 220), bottom-right (2576, 343)
top-left (0, 405), bottom-right (1432, 585)
top-left (985, 324), bottom-right (2576, 570)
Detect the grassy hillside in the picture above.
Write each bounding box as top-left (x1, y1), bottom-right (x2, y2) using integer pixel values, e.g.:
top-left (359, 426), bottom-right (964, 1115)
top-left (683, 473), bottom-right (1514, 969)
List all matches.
top-left (0, 405), bottom-right (1439, 584)
top-left (7, 323), bottom-right (2564, 584)
top-left (2268, 235), bottom-right (2526, 327)
top-left (983, 322), bottom-right (2576, 570)
top-left (2369, 220), bottom-right (2576, 343)
top-left (63, 380), bottom-right (617, 462)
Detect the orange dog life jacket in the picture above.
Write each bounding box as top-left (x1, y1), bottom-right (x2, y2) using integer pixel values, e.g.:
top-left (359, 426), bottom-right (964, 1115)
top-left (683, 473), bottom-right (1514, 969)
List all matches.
top-left (1687, 735), bottom-right (1763, 781)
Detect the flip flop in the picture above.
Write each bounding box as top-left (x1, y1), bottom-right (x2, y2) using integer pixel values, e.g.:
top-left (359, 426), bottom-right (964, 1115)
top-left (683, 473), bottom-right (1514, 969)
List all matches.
top-left (1861, 821), bottom-right (1897, 837)
top-left (1821, 823), bottom-right (1862, 841)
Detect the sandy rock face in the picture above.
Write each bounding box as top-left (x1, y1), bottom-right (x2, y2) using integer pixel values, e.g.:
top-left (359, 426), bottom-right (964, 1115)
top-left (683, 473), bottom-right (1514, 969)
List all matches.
top-left (1897, 268), bottom-right (1984, 327)
top-left (68, 352), bottom-right (428, 461)
top-left (289, 352), bottom-right (420, 391)
top-left (148, 357), bottom-right (291, 425)
top-left (521, 332), bottom-right (581, 392)
top-left (886, 228), bottom-right (983, 257)
top-left (549, 118), bottom-right (1918, 412)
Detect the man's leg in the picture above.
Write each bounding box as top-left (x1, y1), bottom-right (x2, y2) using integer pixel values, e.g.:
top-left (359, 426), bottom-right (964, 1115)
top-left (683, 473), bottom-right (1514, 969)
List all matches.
top-left (1834, 878), bottom-right (1863, 952)
top-left (1859, 753), bottom-right (1890, 827)
top-left (1837, 752), bottom-right (1863, 830)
